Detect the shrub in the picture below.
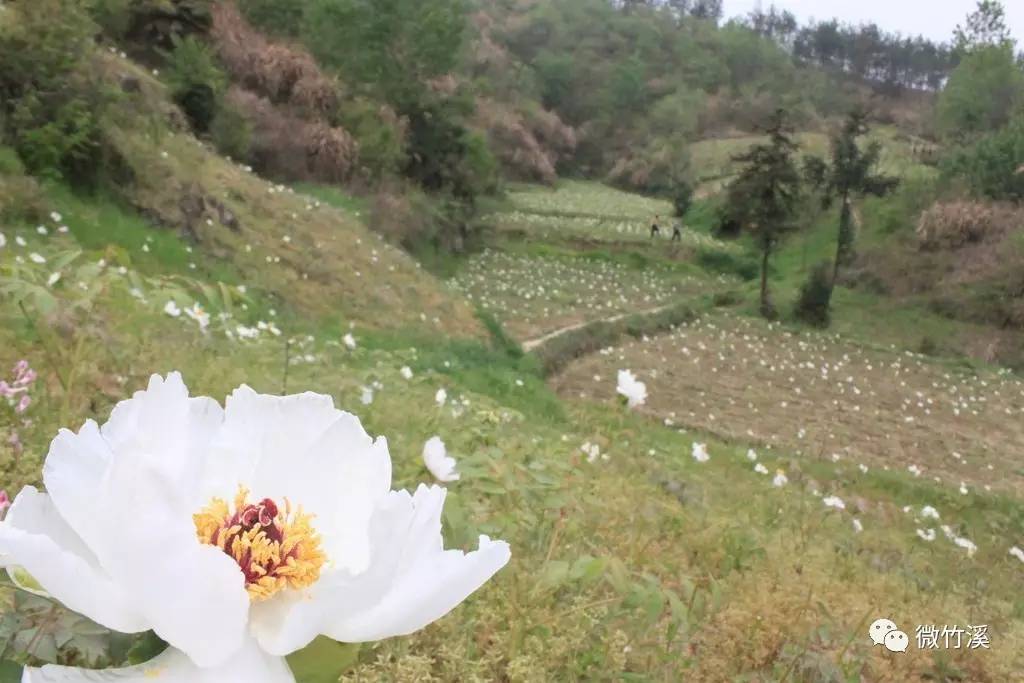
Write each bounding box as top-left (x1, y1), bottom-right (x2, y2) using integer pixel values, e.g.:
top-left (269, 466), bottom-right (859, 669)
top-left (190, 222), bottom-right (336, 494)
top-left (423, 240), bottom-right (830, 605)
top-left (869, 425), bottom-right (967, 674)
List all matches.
top-left (0, 0), bottom-right (113, 183)
top-left (209, 98), bottom-right (252, 161)
top-left (915, 201), bottom-right (1021, 250)
top-left (224, 87), bottom-right (357, 183)
top-left (89, 0), bottom-right (134, 39)
top-left (238, 0), bottom-right (305, 36)
top-left (793, 261), bottom-right (834, 328)
top-left (165, 36), bottom-right (226, 133)
top-left (696, 248), bottom-right (759, 281)
top-left (941, 113), bottom-right (1024, 201)
top-left (672, 181), bottom-right (694, 218)
top-left (211, 2), bottom-right (339, 118)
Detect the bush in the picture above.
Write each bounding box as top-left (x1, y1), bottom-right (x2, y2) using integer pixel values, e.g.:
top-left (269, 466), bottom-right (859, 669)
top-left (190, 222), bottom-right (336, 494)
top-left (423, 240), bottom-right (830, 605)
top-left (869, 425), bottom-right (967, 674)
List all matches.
top-left (696, 248), bottom-right (759, 281)
top-left (672, 180), bottom-right (694, 218)
top-left (238, 0), bottom-right (305, 36)
top-left (165, 36), bottom-right (226, 133)
top-left (915, 201), bottom-right (1022, 250)
top-left (89, 0), bottom-right (134, 39)
top-left (941, 113), bottom-right (1024, 202)
top-left (209, 99), bottom-right (252, 162)
top-left (0, 0), bottom-right (113, 183)
top-left (793, 261), bottom-right (834, 327)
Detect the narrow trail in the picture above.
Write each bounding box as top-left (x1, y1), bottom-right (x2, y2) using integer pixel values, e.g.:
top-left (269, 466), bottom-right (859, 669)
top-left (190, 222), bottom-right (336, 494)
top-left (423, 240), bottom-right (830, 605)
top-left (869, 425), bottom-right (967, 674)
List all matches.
top-left (521, 303), bottom-right (677, 352)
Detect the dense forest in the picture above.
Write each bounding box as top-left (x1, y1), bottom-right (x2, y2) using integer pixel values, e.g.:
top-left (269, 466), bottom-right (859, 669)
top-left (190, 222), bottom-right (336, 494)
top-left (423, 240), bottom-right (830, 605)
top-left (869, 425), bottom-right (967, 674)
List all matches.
top-left (2, 0), bottom-right (1023, 245)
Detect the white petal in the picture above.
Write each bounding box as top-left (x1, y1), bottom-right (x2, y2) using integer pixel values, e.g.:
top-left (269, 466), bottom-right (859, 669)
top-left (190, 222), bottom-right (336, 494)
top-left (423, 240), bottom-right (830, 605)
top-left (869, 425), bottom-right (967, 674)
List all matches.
top-left (99, 373), bottom-right (223, 513)
top-left (326, 485), bottom-right (510, 642)
top-left (208, 389), bottom-right (392, 571)
top-left (40, 373), bottom-right (248, 667)
top-left (251, 486), bottom-right (509, 655)
top-left (43, 373), bottom-right (222, 554)
top-left (95, 455), bottom-right (250, 668)
top-left (22, 639), bottom-right (294, 683)
top-left (0, 487), bottom-right (147, 633)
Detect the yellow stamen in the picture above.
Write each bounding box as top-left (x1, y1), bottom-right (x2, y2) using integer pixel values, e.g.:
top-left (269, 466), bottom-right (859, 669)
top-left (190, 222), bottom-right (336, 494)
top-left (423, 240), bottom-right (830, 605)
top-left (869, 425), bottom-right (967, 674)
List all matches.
top-left (193, 486), bottom-right (326, 601)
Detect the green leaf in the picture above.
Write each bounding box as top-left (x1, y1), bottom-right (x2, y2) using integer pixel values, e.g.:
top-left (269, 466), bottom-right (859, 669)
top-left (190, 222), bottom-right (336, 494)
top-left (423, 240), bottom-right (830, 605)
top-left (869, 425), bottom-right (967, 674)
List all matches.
top-left (569, 555), bottom-right (607, 584)
top-left (536, 560), bottom-right (570, 590)
top-left (50, 250), bottom-right (82, 272)
top-left (125, 631), bottom-right (167, 665)
top-left (286, 638), bottom-right (360, 683)
top-left (0, 660), bottom-right (21, 683)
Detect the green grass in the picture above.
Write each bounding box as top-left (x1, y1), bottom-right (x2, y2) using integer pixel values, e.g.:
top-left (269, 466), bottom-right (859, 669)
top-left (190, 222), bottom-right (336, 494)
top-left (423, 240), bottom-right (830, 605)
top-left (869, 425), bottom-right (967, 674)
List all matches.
top-left (292, 182), bottom-right (368, 215)
top-left (44, 184), bottom-right (242, 284)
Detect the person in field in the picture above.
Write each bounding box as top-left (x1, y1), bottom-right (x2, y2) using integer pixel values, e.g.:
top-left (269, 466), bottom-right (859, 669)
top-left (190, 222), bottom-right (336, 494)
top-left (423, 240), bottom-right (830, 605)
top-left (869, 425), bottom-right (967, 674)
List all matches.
top-left (650, 215), bottom-right (661, 239)
top-left (671, 221), bottom-right (683, 242)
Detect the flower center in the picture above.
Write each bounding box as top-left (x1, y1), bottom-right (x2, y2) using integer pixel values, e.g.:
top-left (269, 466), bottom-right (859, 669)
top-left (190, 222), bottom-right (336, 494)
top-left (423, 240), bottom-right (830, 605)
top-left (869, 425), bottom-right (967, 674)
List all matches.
top-left (193, 487), bottom-right (325, 601)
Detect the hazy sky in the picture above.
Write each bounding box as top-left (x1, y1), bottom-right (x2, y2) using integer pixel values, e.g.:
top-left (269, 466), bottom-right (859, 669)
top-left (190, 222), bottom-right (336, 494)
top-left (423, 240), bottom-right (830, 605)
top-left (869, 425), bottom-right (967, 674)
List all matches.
top-left (724, 0), bottom-right (1024, 45)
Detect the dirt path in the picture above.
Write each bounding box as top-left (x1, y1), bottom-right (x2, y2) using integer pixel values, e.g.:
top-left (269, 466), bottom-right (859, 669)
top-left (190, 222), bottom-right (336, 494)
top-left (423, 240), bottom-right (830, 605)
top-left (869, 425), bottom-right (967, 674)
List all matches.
top-left (521, 303), bottom-right (676, 352)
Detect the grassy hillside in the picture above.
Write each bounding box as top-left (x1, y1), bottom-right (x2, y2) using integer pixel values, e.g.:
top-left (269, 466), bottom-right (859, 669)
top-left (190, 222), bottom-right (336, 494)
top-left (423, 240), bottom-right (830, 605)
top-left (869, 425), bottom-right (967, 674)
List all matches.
top-left (3, 1), bottom-right (1024, 681)
top-left (5, 172), bottom-right (1024, 679)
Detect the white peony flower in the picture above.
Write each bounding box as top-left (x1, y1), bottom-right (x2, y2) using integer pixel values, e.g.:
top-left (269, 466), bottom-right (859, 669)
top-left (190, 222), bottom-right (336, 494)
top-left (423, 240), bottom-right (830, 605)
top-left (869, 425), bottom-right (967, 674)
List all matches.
top-left (822, 495), bottom-right (846, 510)
top-left (616, 369), bottom-right (647, 409)
top-left (185, 303), bottom-right (210, 332)
top-left (953, 536), bottom-right (977, 557)
top-left (691, 442), bottom-right (709, 463)
top-left (0, 374), bottom-right (509, 681)
top-left (422, 436), bottom-right (459, 483)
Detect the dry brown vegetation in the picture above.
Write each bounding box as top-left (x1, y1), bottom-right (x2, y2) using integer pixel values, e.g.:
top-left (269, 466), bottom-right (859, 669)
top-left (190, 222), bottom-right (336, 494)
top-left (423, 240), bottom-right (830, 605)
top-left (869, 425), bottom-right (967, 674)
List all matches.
top-left (474, 98), bottom-right (577, 184)
top-left (223, 87), bottom-right (358, 183)
top-left (209, 2), bottom-right (360, 183)
top-left (916, 201), bottom-right (1023, 250)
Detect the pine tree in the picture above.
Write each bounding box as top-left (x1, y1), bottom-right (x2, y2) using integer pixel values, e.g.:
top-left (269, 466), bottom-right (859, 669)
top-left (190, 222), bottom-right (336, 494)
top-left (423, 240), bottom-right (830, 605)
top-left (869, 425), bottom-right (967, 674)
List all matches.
top-left (805, 108), bottom-right (899, 283)
top-left (725, 109), bottom-right (802, 318)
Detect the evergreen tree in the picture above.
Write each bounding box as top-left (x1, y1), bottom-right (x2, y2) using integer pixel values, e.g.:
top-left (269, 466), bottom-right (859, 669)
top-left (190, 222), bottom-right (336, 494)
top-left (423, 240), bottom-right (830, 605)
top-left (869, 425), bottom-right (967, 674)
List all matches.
top-left (724, 109), bottom-right (802, 318)
top-left (805, 108), bottom-right (899, 285)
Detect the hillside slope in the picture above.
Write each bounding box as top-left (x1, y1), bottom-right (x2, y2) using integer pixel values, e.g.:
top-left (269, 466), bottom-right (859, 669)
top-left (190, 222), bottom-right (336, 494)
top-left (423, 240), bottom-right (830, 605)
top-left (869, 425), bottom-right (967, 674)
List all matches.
top-left (63, 51), bottom-right (483, 338)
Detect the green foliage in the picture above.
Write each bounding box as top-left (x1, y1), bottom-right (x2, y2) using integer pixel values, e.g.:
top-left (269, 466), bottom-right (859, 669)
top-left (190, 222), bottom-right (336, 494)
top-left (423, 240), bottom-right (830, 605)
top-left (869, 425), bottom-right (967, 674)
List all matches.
top-left (953, 0), bottom-right (1015, 55)
top-left (793, 260), bottom-right (834, 327)
top-left (209, 98), bottom-right (252, 162)
top-left (723, 109), bottom-right (802, 315)
top-left (695, 247), bottom-right (758, 280)
top-left (164, 36), bottom-right (226, 133)
top-left (238, 0), bottom-right (305, 37)
top-left (937, 45), bottom-right (1024, 141)
top-left (88, 0), bottom-right (134, 39)
top-left (808, 109), bottom-right (899, 279)
top-left (942, 113), bottom-right (1024, 201)
top-left (0, 0), bottom-right (112, 183)
top-left (303, 0), bottom-right (466, 108)
top-left (672, 180), bottom-right (694, 218)
top-left (335, 99), bottom-right (407, 182)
